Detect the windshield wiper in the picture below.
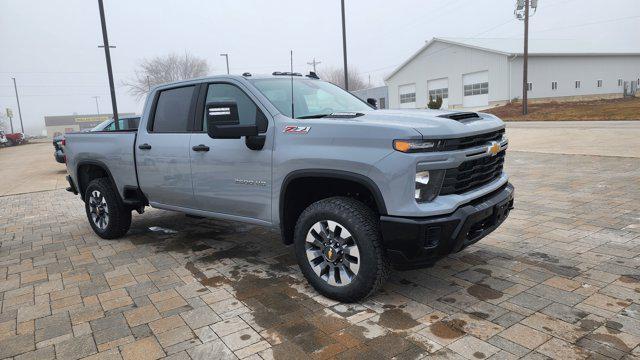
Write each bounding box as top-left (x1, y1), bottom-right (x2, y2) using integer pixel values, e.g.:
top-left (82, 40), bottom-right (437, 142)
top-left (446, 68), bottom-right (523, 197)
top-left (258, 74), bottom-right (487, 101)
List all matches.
top-left (296, 114), bottom-right (331, 119)
top-left (296, 112), bottom-right (365, 119)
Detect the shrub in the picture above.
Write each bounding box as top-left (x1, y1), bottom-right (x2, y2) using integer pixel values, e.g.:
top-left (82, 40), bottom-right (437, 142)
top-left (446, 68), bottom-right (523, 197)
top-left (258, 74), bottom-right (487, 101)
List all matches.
top-left (427, 95), bottom-right (443, 109)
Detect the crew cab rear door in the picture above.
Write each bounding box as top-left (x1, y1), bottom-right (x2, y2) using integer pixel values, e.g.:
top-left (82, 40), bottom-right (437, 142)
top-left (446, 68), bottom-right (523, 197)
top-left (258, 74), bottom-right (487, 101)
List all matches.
top-left (136, 85), bottom-right (198, 208)
top-left (189, 81), bottom-right (273, 223)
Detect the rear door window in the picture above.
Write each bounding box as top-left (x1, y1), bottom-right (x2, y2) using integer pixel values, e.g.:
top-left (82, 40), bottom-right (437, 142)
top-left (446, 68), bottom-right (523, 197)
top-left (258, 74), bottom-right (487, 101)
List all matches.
top-left (152, 86), bottom-right (196, 132)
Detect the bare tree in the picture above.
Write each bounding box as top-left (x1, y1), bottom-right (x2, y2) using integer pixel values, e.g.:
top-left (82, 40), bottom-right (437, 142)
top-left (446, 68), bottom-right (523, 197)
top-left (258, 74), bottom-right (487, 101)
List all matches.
top-left (0, 114), bottom-right (8, 132)
top-left (318, 66), bottom-right (368, 91)
top-left (124, 52), bottom-right (210, 100)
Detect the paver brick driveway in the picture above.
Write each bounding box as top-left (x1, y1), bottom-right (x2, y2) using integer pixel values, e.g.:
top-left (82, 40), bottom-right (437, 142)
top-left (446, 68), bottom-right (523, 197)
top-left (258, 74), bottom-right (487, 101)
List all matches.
top-left (1, 151), bottom-right (639, 359)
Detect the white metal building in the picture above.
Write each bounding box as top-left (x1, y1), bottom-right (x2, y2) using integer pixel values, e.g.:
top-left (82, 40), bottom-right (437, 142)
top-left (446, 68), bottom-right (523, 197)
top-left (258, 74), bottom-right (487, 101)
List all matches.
top-left (385, 38), bottom-right (640, 110)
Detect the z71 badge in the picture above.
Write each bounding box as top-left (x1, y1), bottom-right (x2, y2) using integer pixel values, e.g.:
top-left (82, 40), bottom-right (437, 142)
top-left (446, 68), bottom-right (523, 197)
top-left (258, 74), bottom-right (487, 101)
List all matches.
top-left (283, 126), bottom-right (310, 134)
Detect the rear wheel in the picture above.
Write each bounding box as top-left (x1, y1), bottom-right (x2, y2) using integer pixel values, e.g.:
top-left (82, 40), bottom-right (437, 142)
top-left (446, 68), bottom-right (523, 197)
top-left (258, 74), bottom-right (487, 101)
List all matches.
top-left (84, 178), bottom-right (131, 239)
top-left (294, 197), bottom-right (389, 302)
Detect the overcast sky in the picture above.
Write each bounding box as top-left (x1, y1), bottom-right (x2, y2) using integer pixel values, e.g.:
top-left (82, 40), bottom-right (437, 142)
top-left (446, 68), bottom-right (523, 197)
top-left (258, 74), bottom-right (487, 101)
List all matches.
top-left (1, 0), bottom-right (638, 134)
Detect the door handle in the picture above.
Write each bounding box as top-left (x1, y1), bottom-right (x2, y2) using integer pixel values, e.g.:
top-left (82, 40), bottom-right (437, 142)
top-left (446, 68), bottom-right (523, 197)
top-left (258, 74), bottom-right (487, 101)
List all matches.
top-left (192, 144), bottom-right (210, 152)
top-left (138, 143), bottom-right (152, 150)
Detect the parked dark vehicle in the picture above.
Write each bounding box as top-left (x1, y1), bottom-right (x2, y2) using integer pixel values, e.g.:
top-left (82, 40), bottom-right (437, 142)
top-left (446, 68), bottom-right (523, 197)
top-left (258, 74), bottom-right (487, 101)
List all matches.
top-left (53, 134), bottom-right (66, 163)
top-left (53, 115), bottom-right (140, 163)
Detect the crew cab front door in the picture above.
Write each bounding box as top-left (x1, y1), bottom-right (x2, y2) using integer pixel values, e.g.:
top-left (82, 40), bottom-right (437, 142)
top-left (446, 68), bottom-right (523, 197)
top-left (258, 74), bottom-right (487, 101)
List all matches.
top-left (189, 82), bottom-right (273, 223)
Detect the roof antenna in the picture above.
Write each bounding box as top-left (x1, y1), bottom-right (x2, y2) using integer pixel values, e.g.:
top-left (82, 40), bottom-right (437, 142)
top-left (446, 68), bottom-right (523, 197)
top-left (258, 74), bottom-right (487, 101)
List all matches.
top-left (290, 50), bottom-right (295, 119)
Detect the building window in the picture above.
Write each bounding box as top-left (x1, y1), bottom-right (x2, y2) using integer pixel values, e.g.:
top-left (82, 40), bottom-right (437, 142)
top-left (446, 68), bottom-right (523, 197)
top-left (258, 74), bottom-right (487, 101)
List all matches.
top-left (618, 79), bottom-right (623, 86)
top-left (575, 81), bottom-right (581, 89)
top-left (463, 82), bottom-right (488, 96)
top-left (399, 92), bottom-right (416, 104)
top-left (551, 81), bottom-right (558, 90)
top-left (527, 83), bottom-right (532, 91)
top-left (379, 98), bottom-right (386, 109)
top-left (428, 88), bottom-right (448, 100)
top-left (596, 80), bottom-right (603, 88)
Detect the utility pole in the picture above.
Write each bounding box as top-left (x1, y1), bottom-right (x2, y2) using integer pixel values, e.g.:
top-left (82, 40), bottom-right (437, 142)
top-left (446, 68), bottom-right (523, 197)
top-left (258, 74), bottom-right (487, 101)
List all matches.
top-left (146, 75), bottom-right (151, 92)
top-left (515, 0), bottom-right (537, 115)
top-left (11, 78), bottom-right (24, 133)
top-left (92, 96), bottom-right (100, 114)
top-left (220, 53), bottom-right (230, 74)
top-left (307, 58), bottom-right (322, 73)
top-left (97, 0), bottom-right (119, 129)
top-left (340, 0), bottom-right (349, 90)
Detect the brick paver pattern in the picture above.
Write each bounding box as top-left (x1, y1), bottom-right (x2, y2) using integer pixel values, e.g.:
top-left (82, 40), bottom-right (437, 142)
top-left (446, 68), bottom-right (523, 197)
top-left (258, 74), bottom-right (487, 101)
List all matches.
top-left (1, 151), bottom-right (639, 359)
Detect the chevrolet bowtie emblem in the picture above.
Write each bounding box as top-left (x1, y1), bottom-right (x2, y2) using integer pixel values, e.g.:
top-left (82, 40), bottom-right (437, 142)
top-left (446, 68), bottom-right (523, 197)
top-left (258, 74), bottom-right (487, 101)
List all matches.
top-left (327, 248), bottom-right (334, 259)
top-left (487, 141), bottom-right (501, 156)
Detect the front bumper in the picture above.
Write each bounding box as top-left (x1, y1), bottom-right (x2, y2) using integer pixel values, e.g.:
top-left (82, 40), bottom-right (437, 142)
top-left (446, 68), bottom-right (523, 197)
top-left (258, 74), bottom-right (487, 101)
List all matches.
top-left (381, 183), bottom-right (514, 270)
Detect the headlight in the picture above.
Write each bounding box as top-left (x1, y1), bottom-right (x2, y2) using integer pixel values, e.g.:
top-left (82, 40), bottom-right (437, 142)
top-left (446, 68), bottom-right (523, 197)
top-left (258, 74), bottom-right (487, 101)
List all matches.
top-left (415, 169), bottom-right (445, 203)
top-left (393, 139), bottom-right (439, 153)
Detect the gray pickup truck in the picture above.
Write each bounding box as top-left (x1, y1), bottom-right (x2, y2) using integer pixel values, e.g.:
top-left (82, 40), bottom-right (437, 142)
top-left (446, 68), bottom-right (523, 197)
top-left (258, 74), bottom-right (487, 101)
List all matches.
top-left (64, 72), bottom-right (514, 302)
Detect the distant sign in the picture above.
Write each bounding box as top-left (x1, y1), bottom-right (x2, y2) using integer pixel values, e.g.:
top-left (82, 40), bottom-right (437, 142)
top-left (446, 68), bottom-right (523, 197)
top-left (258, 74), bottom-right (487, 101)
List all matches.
top-left (5, 108), bottom-right (12, 118)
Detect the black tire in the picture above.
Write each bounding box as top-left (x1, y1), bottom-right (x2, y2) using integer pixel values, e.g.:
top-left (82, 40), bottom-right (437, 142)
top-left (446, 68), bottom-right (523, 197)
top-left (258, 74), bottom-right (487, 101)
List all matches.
top-left (293, 197), bottom-right (389, 302)
top-left (84, 178), bottom-right (131, 239)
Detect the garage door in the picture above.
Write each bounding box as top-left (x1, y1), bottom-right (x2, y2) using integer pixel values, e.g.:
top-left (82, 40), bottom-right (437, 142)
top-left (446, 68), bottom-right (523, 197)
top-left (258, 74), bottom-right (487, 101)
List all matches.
top-left (398, 84), bottom-right (416, 109)
top-left (427, 78), bottom-right (449, 109)
top-left (462, 71), bottom-right (489, 108)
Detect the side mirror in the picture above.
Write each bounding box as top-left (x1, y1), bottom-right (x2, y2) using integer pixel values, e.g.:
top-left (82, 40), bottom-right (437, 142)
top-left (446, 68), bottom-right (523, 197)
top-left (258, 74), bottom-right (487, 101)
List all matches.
top-left (366, 98), bottom-right (377, 108)
top-left (206, 101), bottom-right (258, 139)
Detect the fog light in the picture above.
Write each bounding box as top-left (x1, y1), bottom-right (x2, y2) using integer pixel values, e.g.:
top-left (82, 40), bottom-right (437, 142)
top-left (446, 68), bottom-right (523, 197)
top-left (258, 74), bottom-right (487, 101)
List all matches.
top-left (415, 169), bottom-right (445, 203)
top-left (416, 171), bottom-right (429, 185)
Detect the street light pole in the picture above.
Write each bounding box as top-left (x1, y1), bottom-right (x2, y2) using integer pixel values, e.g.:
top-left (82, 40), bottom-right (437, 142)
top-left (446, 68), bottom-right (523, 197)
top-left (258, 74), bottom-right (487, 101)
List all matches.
top-left (92, 96), bottom-right (100, 114)
top-left (340, 0), bottom-right (349, 91)
top-left (97, 0), bottom-right (119, 129)
top-left (11, 78), bottom-right (24, 133)
top-left (522, 0), bottom-right (529, 115)
top-left (220, 54), bottom-right (230, 74)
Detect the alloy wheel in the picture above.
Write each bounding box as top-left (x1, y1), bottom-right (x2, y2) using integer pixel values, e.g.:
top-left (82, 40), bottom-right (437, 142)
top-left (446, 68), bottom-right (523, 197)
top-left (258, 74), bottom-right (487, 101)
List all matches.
top-left (305, 220), bottom-right (360, 286)
top-left (89, 190), bottom-right (109, 230)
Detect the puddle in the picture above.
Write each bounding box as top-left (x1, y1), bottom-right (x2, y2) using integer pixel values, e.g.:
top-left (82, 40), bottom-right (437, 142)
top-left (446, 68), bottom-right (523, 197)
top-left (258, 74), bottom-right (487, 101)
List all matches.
top-left (467, 284), bottom-right (503, 300)
top-left (589, 333), bottom-right (630, 352)
top-left (527, 252), bottom-right (560, 263)
top-left (377, 308), bottom-right (420, 331)
top-left (619, 275), bottom-right (640, 284)
top-left (429, 319), bottom-right (467, 339)
top-left (474, 268), bottom-right (493, 276)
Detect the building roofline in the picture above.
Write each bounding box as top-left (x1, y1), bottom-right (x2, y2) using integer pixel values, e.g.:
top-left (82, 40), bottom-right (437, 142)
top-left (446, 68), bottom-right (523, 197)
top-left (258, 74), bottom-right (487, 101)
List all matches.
top-left (384, 37), bottom-right (640, 81)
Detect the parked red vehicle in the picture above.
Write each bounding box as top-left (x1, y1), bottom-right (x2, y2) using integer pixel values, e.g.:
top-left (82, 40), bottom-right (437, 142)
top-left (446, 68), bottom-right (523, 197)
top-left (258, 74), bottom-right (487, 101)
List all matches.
top-left (4, 132), bottom-right (27, 146)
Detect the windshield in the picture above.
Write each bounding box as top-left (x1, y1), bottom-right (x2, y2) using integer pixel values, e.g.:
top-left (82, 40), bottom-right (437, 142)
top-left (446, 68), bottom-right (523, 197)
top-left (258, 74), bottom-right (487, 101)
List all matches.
top-left (249, 78), bottom-right (372, 119)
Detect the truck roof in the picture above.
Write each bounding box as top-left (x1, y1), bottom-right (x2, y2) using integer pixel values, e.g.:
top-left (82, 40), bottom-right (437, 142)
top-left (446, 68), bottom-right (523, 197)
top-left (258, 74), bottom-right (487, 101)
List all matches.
top-left (151, 73), bottom-right (319, 90)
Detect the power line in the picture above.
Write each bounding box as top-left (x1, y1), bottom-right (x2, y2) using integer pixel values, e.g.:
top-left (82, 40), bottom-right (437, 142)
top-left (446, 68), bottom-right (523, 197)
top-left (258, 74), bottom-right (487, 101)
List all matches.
top-left (307, 58), bottom-right (322, 72)
top-left (534, 15), bottom-right (640, 32)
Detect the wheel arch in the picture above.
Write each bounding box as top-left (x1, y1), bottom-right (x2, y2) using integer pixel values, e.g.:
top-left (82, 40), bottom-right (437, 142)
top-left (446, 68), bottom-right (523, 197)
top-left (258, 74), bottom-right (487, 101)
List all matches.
top-left (279, 169), bottom-right (387, 245)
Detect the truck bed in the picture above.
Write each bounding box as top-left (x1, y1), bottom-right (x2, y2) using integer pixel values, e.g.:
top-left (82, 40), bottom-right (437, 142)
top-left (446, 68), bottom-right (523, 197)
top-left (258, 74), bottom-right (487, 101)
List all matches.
top-left (64, 131), bottom-right (138, 197)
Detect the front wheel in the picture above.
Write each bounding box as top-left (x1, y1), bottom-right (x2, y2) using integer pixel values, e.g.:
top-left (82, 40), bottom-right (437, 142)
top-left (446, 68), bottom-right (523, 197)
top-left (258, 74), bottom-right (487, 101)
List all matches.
top-left (294, 197), bottom-right (389, 302)
top-left (84, 178), bottom-right (131, 239)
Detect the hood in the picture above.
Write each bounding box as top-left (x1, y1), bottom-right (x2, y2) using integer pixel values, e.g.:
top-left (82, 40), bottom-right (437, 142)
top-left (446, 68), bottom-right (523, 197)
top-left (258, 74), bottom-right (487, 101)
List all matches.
top-left (344, 109), bottom-right (505, 138)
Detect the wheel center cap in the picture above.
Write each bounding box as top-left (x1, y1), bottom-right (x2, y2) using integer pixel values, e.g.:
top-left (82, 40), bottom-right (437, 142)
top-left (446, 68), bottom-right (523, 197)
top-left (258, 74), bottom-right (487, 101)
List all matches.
top-left (322, 245), bottom-right (341, 263)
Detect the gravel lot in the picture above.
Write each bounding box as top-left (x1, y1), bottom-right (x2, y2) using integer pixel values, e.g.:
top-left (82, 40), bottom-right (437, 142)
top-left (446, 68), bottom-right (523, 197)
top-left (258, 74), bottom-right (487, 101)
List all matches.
top-left (1, 122), bottom-right (639, 359)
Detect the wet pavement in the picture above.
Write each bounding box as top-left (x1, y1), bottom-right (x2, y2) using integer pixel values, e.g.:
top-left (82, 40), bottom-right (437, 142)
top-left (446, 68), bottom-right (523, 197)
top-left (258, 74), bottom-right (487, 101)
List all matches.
top-left (1, 150), bottom-right (640, 359)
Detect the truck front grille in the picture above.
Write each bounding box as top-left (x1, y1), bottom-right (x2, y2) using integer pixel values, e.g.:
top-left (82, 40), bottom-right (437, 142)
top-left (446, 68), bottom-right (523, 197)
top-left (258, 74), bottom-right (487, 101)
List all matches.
top-left (439, 151), bottom-right (505, 195)
top-left (440, 129), bottom-right (504, 151)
